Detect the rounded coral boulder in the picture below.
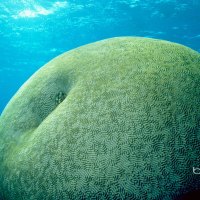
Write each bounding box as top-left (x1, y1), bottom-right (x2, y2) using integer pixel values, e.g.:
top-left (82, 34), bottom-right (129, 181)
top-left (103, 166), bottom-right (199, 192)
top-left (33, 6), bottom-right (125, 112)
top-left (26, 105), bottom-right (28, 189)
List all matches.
top-left (0, 37), bottom-right (200, 199)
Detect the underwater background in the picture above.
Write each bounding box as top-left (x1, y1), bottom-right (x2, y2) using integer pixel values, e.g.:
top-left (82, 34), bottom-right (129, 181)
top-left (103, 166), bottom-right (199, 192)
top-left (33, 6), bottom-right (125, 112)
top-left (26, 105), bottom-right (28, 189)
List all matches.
top-left (0, 0), bottom-right (200, 114)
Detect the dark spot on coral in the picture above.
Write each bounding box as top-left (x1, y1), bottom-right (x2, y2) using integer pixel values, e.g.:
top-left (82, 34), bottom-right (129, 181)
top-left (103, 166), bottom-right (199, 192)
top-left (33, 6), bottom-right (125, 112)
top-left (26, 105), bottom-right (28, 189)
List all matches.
top-left (55, 91), bottom-right (66, 105)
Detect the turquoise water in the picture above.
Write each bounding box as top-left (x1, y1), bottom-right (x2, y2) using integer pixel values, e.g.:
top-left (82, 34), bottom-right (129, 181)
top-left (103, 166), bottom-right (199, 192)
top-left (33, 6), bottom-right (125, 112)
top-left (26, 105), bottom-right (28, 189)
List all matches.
top-left (0, 0), bottom-right (200, 113)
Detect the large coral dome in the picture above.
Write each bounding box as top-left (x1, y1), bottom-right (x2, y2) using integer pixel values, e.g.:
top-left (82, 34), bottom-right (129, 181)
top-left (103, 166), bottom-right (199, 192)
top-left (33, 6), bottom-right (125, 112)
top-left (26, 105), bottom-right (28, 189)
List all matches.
top-left (0, 37), bottom-right (200, 199)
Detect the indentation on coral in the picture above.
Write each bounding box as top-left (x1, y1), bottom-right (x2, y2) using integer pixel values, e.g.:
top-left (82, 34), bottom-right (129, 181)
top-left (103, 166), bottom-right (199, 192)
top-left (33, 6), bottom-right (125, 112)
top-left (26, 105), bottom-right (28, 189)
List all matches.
top-left (30, 75), bottom-right (73, 129)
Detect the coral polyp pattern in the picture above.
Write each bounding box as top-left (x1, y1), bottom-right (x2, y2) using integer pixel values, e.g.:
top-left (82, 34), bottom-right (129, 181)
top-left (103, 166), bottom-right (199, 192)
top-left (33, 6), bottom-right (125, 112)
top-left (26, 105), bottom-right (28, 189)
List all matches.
top-left (0, 37), bottom-right (200, 200)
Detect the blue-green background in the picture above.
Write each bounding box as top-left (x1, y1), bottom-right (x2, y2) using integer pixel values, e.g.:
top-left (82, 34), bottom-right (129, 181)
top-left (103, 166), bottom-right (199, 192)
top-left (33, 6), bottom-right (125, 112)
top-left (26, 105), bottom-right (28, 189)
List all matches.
top-left (0, 0), bottom-right (200, 114)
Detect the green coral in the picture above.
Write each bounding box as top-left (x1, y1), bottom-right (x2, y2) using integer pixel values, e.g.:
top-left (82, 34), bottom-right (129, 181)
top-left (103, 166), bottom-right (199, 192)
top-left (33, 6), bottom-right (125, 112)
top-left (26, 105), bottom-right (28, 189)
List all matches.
top-left (0, 37), bottom-right (200, 200)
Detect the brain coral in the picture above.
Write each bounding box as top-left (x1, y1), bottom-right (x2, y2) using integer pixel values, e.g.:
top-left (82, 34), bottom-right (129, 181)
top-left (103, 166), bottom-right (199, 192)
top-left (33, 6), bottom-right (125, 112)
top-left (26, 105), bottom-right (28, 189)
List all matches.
top-left (0, 37), bottom-right (200, 200)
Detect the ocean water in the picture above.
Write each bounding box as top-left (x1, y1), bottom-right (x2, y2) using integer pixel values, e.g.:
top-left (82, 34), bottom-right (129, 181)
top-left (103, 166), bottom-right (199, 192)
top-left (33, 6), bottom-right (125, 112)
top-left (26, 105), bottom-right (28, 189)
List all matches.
top-left (0, 0), bottom-right (200, 114)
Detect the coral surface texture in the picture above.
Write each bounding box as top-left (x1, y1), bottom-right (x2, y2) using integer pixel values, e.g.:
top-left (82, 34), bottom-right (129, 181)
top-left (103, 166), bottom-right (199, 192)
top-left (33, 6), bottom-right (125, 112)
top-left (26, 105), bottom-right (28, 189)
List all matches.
top-left (0, 37), bottom-right (200, 200)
